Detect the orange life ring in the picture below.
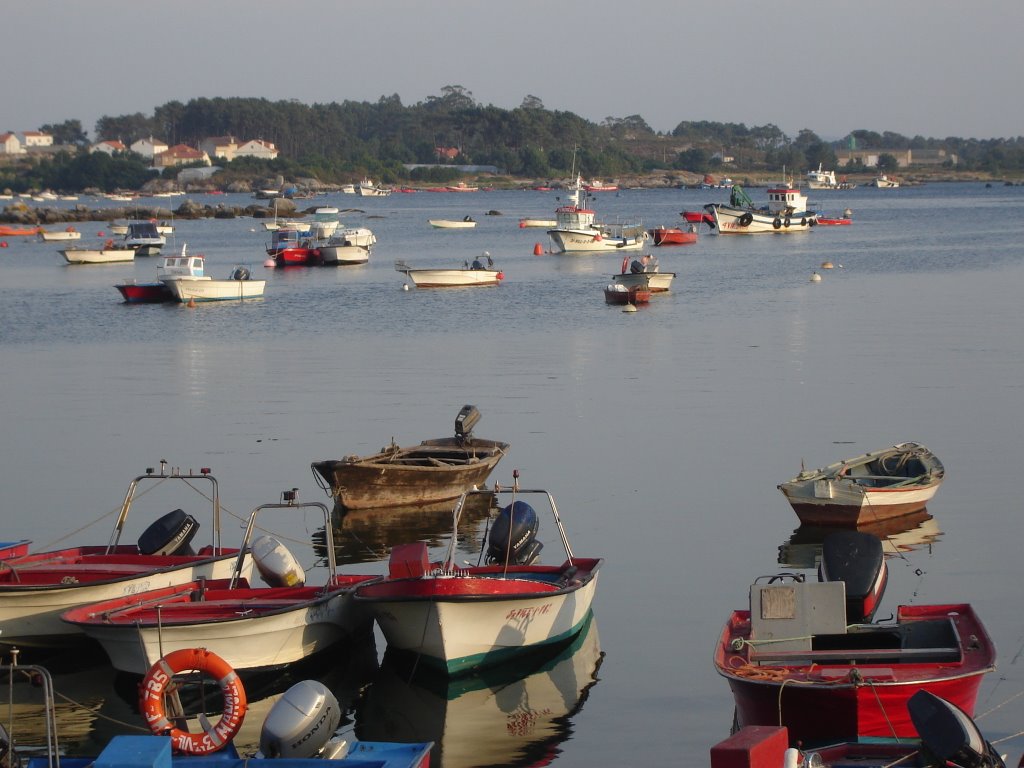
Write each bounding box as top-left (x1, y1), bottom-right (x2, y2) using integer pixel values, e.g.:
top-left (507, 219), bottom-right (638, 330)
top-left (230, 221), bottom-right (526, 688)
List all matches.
top-left (621, 256), bottom-right (629, 274)
top-left (139, 648), bottom-right (247, 755)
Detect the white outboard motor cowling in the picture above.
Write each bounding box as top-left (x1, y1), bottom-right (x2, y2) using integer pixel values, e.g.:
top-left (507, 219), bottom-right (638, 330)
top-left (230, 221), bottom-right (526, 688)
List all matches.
top-left (252, 535), bottom-right (305, 588)
top-left (259, 680), bottom-right (341, 759)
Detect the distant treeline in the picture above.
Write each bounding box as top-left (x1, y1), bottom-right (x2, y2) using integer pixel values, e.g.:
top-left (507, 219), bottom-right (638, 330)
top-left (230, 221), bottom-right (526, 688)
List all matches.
top-left (7, 87), bottom-right (1024, 192)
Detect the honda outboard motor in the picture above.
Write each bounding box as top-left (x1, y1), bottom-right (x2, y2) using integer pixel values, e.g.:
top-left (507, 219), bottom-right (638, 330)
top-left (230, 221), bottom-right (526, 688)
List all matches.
top-left (259, 680), bottom-right (345, 759)
top-left (818, 530), bottom-right (887, 623)
top-left (908, 690), bottom-right (1005, 768)
top-left (487, 501), bottom-right (543, 566)
top-left (137, 509), bottom-right (199, 556)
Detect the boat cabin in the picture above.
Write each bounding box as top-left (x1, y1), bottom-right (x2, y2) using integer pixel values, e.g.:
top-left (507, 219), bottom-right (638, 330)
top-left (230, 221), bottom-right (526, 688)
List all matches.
top-left (766, 187), bottom-right (810, 215)
top-left (157, 253), bottom-right (205, 280)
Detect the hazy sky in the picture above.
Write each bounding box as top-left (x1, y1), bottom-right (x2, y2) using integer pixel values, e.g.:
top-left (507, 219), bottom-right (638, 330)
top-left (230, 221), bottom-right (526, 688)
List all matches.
top-left (4, 0), bottom-right (1022, 142)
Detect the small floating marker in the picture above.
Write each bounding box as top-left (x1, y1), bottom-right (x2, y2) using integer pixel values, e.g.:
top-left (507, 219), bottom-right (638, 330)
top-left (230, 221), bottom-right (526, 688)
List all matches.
top-left (96, 231), bottom-right (104, 237)
top-left (623, 303), bottom-right (638, 313)
top-left (810, 271), bottom-right (822, 282)
top-left (0, 241), bottom-right (7, 248)
top-left (402, 283), bottom-right (410, 291)
top-left (533, 242), bottom-right (544, 255)
top-left (187, 297), bottom-right (197, 308)
top-left (821, 261), bottom-right (834, 269)
top-left (263, 258), bottom-right (276, 268)
top-left (843, 208), bottom-right (853, 218)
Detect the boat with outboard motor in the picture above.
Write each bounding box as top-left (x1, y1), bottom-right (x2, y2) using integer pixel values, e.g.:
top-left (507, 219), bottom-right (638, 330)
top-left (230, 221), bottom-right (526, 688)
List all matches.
top-left (648, 225), bottom-right (697, 245)
top-left (62, 489), bottom-right (378, 675)
top-left (353, 472), bottom-right (602, 675)
top-left (546, 173), bottom-right (647, 253)
top-left (711, 690), bottom-right (1007, 766)
top-left (123, 220), bottom-right (166, 256)
top-left (0, 462), bottom-right (252, 650)
top-left (611, 253), bottom-right (675, 292)
top-left (394, 254), bottom-right (503, 287)
top-left (704, 183), bottom-right (819, 234)
top-left (714, 530), bottom-right (995, 745)
top-left (778, 441), bottom-right (945, 526)
top-left (165, 264), bottom-right (266, 303)
top-left (312, 405), bottom-right (508, 511)
top-left (115, 244), bottom-right (210, 303)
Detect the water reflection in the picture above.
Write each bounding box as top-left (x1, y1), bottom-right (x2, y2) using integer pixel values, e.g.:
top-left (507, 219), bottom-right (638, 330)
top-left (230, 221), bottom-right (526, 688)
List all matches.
top-left (778, 510), bottom-right (943, 569)
top-left (356, 613), bottom-right (603, 768)
top-left (1, 632), bottom-right (379, 756)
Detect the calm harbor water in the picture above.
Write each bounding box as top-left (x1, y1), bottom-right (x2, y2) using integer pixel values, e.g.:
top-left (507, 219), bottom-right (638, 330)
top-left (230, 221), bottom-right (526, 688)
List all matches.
top-left (2, 182), bottom-right (1024, 765)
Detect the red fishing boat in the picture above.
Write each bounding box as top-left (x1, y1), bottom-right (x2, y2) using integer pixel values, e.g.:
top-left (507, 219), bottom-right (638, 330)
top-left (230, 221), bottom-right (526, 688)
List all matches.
top-left (267, 228), bottom-right (320, 266)
top-left (714, 531), bottom-right (995, 745)
top-left (648, 226), bottom-right (698, 245)
top-left (681, 210), bottom-right (716, 227)
top-left (604, 284), bottom-right (651, 305)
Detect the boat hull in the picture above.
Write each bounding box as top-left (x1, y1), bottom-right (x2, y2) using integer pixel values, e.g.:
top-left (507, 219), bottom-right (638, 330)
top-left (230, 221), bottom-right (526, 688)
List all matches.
top-left (166, 278), bottom-right (266, 303)
top-left (39, 231), bottom-right (81, 242)
top-left (356, 559), bottom-right (601, 675)
top-left (312, 437), bottom-right (508, 511)
top-left (402, 269), bottom-right (502, 287)
top-left (60, 248), bottom-right (135, 264)
top-left (428, 220), bottom-right (476, 229)
top-left (319, 244), bottom-right (369, 265)
top-left (649, 227), bottom-right (697, 245)
top-left (62, 580), bottom-right (374, 674)
top-left (707, 204), bottom-right (817, 234)
top-left (612, 271), bottom-right (675, 292)
top-left (714, 602), bottom-right (994, 744)
top-left (546, 229), bottom-right (647, 253)
top-left (0, 549), bottom-right (251, 648)
top-left (778, 442), bottom-right (944, 526)
top-left (116, 282), bottom-right (174, 303)
top-left (604, 286), bottom-right (650, 304)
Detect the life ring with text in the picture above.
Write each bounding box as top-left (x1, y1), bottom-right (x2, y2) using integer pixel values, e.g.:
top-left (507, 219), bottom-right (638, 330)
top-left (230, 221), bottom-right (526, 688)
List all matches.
top-left (139, 648), bottom-right (247, 755)
top-left (772, 217), bottom-right (782, 230)
top-left (738, 212), bottom-right (753, 227)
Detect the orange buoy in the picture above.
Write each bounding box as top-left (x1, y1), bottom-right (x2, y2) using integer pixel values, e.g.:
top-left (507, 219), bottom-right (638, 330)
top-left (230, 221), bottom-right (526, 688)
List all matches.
top-left (0, 242), bottom-right (7, 248)
top-left (497, 271), bottom-right (505, 280)
top-left (96, 231), bottom-right (105, 237)
top-left (187, 297), bottom-right (196, 308)
top-left (533, 243), bottom-right (543, 255)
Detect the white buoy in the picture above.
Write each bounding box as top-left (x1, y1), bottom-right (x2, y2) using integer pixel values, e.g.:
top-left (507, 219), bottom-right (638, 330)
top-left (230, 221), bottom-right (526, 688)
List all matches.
top-left (402, 283), bottom-right (410, 291)
top-left (810, 271), bottom-right (822, 282)
top-left (622, 303), bottom-right (638, 313)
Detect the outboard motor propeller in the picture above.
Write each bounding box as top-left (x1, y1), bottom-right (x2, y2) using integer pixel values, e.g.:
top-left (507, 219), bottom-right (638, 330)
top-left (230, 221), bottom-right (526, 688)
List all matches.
top-left (487, 500), bottom-right (543, 566)
top-left (259, 680), bottom-right (344, 759)
top-left (137, 508), bottom-right (199, 556)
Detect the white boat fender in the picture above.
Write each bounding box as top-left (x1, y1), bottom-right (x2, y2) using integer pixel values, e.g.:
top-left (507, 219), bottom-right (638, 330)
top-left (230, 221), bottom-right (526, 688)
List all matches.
top-left (783, 747), bottom-right (800, 768)
top-left (252, 535), bottom-right (305, 587)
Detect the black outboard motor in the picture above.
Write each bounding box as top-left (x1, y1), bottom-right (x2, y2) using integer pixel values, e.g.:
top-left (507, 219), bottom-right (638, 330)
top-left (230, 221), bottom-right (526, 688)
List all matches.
top-left (487, 501), bottom-right (543, 566)
top-left (908, 690), bottom-right (1005, 768)
top-left (231, 266), bottom-right (250, 281)
top-left (137, 508), bottom-right (199, 556)
top-left (818, 530), bottom-right (887, 623)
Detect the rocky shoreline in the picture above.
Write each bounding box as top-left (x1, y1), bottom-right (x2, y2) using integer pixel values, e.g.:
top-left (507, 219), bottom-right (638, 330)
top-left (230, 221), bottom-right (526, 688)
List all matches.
top-left (0, 197), bottom-right (305, 226)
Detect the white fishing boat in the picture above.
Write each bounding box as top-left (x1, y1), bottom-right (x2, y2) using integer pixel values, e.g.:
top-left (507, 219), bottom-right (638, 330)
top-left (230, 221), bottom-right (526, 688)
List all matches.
top-left (353, 476), bottom-right (602, 675)
top-left (38, 227), bottom-right (81, 242)
top-left (123, 220), bottom-right (166, 256)
top-left (356, 178), bottom-right (392, 197)
top-left (59, 245), bottom-right (135, 264)
top-left (546, 174), bottom-right (647, 253)
top-left (165, 264), bottom-right (266, 302)
top-left (394, 253), bottom-right (502, 287)
top-left (870, 174), bottom-right (900, 188)
top-left (611, 254), bottom-right (676, 292)
top-left (807, 163), bottom-right (856, 190)
top-left (705, 183), bottom-right (819, 234)
top-left (428, 217), bottom-right (476, 229)
top-left (317, 227), bottom-right (375, 265)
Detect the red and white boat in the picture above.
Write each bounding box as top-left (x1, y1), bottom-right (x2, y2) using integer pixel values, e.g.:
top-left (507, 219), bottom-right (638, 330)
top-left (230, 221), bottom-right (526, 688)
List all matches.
top-left (778, 442), bottom-right (944, 526)
top-left (648, 225), bottom-right (698, 245)
top-left (604, 284), bottom-right (650, 305)
top-left (714, 531), bottom-right (995, 745)
top-left (115, 245), bottom-right (210, 303)
top-left (267, 228), bottom-right (320, 266)
top-left (583, 180), bottom-right (618, 192)
top-left (0, 463), bottom-right (252, 650)
top-left (613, 254), bottom-right (675, 292)
top-left (353, 476), bottom-right (602, 675)
top-left (0, 541), bottom-right (30, 559)
top-left (62, 490), bottom-right (378, 675)
top-left (446, 182), bottom-right (479, 192)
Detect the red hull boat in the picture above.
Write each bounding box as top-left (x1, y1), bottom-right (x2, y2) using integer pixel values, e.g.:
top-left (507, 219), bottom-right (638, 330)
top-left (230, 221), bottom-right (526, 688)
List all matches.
top-left (681, 210), bottom-right (715, 226)
top-left (267, 229), bottom-right (321, 266)
top-left (116, 282), bottom-right (174, 303)
top-left (604, 285), bottom-right (651, 305)
top-left (649, 226), bottom-right (698, 245)
top-left (817, 216), bottom-right (853, 225)
top-left (715, 591), bottom-right (994, 744)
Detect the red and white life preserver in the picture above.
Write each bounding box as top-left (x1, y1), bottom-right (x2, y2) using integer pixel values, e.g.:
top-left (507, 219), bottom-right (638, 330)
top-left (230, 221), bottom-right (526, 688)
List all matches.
top-left (139, 648), bottom-right (247, 755)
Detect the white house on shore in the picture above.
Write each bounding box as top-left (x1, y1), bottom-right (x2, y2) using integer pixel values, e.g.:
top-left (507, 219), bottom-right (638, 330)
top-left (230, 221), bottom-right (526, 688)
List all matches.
top-left (0, 132), bottom-right (24, 154)
top-left (129, 136), bottom-right (169, 159)
top-left (90, 139), bottom-right (128, 155)
top-left (199, 136), bottom-right (279, 161)
top-left (18, 131), bottom-right (53, 148)
top-left (156, 144), bottom-right (211, 168)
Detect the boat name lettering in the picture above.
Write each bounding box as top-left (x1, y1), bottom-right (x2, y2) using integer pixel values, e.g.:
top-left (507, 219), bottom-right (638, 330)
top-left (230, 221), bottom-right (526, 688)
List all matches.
top-left (122, 581), bottom-right (152, 595)
top-left (505, 603), bottom-right (551, 621)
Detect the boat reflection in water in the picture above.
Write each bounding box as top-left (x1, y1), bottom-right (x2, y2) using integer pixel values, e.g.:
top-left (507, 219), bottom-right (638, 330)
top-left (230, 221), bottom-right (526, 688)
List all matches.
top-left (356, 612), bottom-right (603, 768)
top-left (777, 510), bottom-right (942, 569)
